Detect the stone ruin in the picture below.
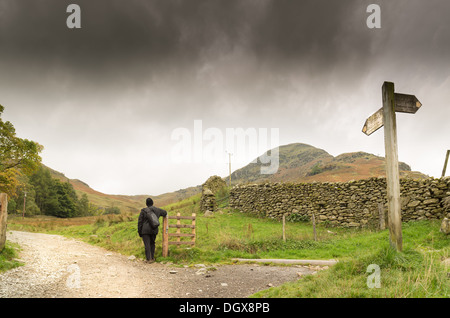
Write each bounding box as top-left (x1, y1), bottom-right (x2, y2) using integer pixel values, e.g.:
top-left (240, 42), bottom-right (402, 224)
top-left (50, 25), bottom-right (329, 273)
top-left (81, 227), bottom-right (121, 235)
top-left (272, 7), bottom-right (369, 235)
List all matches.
top-left (200, 175), bottom-right (227, 215)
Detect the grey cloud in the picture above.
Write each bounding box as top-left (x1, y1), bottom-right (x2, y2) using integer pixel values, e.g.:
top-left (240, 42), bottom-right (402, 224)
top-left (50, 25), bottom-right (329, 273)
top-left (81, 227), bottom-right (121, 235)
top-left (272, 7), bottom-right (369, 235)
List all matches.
top-left (1, 0), bottom-right (450, 194)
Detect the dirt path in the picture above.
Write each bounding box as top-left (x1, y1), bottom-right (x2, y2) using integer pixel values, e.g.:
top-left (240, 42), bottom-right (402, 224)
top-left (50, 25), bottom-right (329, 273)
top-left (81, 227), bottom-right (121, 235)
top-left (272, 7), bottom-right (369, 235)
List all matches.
top-left (0, 231), bottom-right (316, 298)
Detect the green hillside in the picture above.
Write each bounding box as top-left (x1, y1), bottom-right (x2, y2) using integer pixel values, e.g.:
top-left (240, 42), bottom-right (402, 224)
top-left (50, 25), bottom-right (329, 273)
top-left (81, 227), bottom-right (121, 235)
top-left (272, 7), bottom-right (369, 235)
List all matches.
top-left (44, 164), bottom-right (201, 214)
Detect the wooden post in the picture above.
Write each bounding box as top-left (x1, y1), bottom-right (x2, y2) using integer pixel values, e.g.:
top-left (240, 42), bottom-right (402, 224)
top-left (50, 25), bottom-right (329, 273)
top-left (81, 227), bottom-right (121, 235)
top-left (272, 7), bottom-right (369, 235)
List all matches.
top-left (176, 212), bottom-right (181, 243)
top-left (442, 150), bottom-right (450, 177)
top-left (0, 193), bottom-right (8, 252)
top-left (382, 82), bottom-right (402, 251)
top-left (162, 215), bottom-right (169, 257)
top-left (282, 214), bottom-right (286, 242)
top-left (378, 202), bottom-right (386, 230)
top-left (191, 213), bottom-right (196, 245)
top-left (363, 82), bottom-right (422, 251)
top-left (312, 212), bottom-right (317, 241)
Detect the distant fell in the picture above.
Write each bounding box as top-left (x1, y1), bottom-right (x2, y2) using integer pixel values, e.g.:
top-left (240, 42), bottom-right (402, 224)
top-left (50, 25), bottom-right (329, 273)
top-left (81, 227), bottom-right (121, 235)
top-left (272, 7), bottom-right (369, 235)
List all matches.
top-left (230, 143), bottom-right (427, 185)
top-left (42, 142), bottom-right (427, 213)
top-left (43, 164), bottom-right (200, 213)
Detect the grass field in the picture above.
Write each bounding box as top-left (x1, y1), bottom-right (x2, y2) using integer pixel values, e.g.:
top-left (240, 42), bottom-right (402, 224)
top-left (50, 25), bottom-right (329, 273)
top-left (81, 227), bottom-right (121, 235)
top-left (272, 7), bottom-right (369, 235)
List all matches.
top-left (3, 192), bottom-right (450, 297)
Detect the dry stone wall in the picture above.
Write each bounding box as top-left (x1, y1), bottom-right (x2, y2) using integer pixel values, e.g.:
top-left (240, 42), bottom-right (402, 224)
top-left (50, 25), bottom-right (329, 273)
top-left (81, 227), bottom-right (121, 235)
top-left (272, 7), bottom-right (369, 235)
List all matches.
top-left (200, 175), bottom-right (227, 212)
top-left (230, 177), bottom-right (450, 228)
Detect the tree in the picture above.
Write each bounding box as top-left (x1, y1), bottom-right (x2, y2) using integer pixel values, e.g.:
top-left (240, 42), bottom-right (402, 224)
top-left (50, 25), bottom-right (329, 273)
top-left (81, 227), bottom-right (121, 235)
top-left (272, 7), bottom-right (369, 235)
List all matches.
top-left (29, 166), bottom-right (53, 213)
top-left (78, 193), bottom-right (89, 216)
top-left (28, 166), bottom-right (94, 218)
top-left (104, 206), bottom-right (121, 215)
top-left (0, 105), bottom-right (43, 196)
top-left (47, 180), bottom-right (80, 218)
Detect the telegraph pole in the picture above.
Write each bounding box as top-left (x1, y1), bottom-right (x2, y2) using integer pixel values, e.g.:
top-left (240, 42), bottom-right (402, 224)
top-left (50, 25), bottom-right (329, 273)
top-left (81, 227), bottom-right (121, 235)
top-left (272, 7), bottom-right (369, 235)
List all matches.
top-left (228, 152), bottom-right (233, 188)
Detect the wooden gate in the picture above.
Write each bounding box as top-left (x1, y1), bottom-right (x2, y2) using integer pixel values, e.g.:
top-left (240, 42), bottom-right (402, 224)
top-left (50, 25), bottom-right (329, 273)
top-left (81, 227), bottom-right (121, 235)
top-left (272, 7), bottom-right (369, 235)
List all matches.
top-left (162, 213), bottom-right (196, 257)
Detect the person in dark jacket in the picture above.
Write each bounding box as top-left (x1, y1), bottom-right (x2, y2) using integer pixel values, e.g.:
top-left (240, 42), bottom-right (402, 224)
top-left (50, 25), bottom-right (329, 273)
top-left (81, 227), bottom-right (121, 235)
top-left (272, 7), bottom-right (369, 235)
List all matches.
top-left (138, 198), bottom-right (167, 263)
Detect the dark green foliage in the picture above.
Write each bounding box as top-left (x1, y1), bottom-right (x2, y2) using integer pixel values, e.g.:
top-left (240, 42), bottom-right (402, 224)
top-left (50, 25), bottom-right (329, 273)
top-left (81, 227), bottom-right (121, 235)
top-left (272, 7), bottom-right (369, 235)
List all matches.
top-left (104, 206), bottom-right (121, 215)
top-left (0, 105), bottom-right (43, 195)
top-left (11, 165), bottom-right (94, 218)
top-left (308, 163), bottom-right (323, 176)
top-left (78, 194), bottom-right (90, 216)
top-left (50, 180), bottom-right (79, 218)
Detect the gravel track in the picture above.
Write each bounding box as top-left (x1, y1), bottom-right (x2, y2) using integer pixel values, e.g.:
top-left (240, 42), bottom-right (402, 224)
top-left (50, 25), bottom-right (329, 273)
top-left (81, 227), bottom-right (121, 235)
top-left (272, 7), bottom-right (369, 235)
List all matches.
top-left (1, 231), bottom-right (316, 298)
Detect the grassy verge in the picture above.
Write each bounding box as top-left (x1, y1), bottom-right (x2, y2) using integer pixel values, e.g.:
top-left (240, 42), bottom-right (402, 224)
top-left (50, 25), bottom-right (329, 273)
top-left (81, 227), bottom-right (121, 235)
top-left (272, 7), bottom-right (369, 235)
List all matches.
top-left (252, 224), bottom-right (449, 298)
top-left (6, 195), bottom-right (450, 297)
top-left (0, 241), bottom-right (23, 273)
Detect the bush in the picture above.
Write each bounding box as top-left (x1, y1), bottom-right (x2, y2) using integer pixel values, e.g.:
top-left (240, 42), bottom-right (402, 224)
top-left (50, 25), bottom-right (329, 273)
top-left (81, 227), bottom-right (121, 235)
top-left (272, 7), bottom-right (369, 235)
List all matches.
top-left (308, 163), bottom-right (323, 176)
top-left (104, 206), bottom-right (121, 215)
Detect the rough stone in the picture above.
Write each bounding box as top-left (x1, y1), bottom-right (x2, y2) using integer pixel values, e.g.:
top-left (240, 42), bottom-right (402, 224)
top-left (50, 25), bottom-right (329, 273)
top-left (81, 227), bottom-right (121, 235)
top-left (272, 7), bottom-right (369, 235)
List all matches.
top-left (423, 198), bottom-right (439, 205)
top-left (230, 177), bottom-right (449, 228)
top-left (408, 200), bottom-right (421, 208)
top-left (200, 176), bottom-right (227, 212)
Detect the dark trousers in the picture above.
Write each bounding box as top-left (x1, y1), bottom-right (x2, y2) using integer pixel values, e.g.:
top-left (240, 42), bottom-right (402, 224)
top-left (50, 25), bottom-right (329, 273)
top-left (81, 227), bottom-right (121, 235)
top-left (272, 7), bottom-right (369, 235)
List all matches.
top-left (142, 234), bottom-right (157, 260)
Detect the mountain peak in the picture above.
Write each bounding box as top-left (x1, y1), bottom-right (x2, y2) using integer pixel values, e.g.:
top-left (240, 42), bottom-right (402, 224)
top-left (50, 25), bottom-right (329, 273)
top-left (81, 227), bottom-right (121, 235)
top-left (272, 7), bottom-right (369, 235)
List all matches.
top-left (231, 143), bottom-right (424, 185)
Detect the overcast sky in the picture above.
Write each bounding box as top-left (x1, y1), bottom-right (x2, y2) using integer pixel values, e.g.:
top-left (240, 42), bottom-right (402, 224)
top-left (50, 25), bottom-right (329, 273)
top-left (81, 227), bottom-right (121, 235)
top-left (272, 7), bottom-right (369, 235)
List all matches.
top-left (1, 0), bottom-right (450, 196)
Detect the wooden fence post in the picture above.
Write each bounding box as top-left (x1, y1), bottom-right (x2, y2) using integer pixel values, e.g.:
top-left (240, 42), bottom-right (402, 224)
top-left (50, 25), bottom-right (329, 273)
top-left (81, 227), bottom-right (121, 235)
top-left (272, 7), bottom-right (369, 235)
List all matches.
top-left (176, 212), bottom-right (181, 243)
top-left (312, 212), bottom-right (317, 241)
top-left (191, 213), bottom-right (196, 245)
top-left (0, 193), bottom-right (8, 252)
top-left (378, 203), bottom-right (386, 230)
top-left (162, 215), bottom-right (169, 257)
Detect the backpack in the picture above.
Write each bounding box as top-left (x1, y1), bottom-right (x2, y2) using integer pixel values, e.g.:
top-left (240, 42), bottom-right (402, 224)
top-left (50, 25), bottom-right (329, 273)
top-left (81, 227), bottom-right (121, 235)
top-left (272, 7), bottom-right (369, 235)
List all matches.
top-left (144, 207), bottom-right (160, 229)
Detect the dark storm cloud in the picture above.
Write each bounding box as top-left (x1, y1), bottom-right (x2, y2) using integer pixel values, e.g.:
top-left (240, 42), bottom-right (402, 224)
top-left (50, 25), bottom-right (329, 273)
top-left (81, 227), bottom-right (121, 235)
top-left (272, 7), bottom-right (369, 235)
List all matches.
top-left (0, 0), bottom-right (370, 78)
top-left (1, 0), bottom-right (255, 72)
top-left (1, 0), bottom-right (450, 194)
top-left (2, 0), bottom-right (449, 82)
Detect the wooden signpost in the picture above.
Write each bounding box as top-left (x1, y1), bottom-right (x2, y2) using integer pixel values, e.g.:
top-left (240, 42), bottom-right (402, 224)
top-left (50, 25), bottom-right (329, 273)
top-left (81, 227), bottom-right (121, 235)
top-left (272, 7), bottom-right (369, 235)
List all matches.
top-left (362, 82), bottom-right (422, 252)
top-left (442, 150), bottom-right (450, 177)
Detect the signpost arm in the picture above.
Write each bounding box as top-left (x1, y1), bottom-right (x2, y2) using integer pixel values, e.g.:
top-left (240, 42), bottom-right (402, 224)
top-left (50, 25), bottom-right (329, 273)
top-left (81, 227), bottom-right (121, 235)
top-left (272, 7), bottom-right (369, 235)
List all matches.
top-left (382, 82), bottom-right (402, 251)
top-left (442, 150), bottom-right (450, 178)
